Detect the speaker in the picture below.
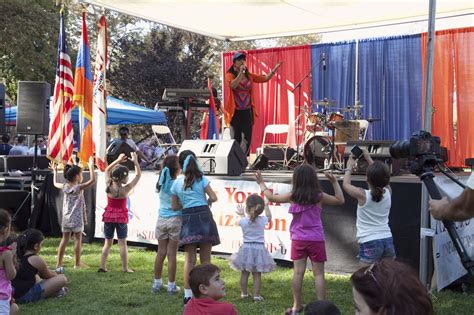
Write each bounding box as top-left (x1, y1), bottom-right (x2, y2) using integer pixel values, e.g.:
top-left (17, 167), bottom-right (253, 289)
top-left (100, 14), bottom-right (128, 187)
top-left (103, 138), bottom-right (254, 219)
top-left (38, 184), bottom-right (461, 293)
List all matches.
top-left (343, 140), bottom-right (406, 175)
top-left (0, 84), bottom-right (5, 134)
top-left (250, 154), bottom-right (269, 170)
top-left (178, 140), bottom-right (248, 176)
top-left (17, 81), bottom-right (51, 135)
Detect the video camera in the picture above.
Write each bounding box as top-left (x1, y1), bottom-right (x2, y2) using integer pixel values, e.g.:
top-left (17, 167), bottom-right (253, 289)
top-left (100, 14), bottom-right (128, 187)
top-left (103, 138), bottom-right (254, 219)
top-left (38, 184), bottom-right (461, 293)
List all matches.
top-left (390, 130), bottom-right (442, 176)
top-left (390, 130), bottom-right (474, 278)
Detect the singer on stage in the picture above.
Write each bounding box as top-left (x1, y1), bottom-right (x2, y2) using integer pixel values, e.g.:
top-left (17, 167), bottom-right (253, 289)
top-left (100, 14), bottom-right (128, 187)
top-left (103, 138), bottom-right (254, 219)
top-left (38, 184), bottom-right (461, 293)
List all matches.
top-left (225, 52), bottom-right (282, 155)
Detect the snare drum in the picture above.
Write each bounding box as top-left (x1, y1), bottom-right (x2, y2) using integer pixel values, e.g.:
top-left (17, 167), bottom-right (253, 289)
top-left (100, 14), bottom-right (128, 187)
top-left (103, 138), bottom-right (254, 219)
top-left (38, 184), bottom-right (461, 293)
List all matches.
top-left (306, 113), bottom-right (326, 132)
top-left (303, 136), bottom-right (331, 169)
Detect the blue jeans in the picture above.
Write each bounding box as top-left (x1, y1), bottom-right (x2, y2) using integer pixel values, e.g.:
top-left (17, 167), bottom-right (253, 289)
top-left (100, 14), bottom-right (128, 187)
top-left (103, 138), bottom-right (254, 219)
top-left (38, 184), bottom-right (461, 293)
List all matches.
top-left (16, 281), bottom-right (44, 304)
top-left (358, 237), bottom-right (396, 263)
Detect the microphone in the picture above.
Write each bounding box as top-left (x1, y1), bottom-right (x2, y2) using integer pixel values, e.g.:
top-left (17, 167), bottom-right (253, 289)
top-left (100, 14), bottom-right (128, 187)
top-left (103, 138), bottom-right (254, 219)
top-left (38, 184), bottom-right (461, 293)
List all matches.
top-left (322, 53), bottom-right (326, 71)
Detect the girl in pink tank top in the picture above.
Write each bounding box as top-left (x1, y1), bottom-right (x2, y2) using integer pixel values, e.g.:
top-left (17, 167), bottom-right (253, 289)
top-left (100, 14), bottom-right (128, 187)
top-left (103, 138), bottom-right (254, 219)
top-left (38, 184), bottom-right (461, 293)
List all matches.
top-left (0, 209), bottom-right (18, 314)
top-left (255, 165), bottom-right (344, 315)
top-left (99, 153), bottom-right (141, 273)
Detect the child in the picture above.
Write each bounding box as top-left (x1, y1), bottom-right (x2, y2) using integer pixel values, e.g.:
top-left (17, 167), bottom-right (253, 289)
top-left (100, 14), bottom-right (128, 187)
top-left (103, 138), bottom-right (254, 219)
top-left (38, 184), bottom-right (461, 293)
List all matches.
top-left (184, 263), bottom-right (238, 315)
top-left (99, 152), bottom-right (141, 273)
top-left (52, 157), bottom-right (96, 269)
top-left (151, 155), bottom-right (181, 295)
top-left (342, 149), bottom-right (395, 265)
top-left (12, 229), bottom-right (68, 304)
top-left (170, 150), bottom-right (220, 305)
top-left (0, 209), bottom-right (18, 314)
top-left (228, 194), bottom-right (275, 301)
top-left (255, 165), bottom-right (344, 315)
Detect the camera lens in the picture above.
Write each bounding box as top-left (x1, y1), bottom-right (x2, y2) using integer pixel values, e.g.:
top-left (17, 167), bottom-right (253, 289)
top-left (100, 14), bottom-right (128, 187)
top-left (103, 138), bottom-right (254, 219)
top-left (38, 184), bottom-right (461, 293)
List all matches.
top-left (389, 140), bottom-right (410, 159)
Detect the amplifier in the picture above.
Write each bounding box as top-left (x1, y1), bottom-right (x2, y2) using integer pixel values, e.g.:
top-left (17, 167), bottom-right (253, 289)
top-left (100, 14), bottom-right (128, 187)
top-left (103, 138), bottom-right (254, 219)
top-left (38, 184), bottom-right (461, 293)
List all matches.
top-left (179, 140), bottom-right (247, 176)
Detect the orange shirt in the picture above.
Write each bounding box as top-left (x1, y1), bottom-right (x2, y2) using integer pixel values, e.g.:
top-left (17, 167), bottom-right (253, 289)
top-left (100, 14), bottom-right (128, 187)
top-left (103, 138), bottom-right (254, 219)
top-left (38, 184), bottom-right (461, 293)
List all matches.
top-left (224, 72), bottom-right (266, 127)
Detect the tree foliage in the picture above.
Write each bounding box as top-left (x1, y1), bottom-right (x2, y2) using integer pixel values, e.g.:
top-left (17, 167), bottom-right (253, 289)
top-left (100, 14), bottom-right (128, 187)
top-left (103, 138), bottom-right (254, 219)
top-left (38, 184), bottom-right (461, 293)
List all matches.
top-left (0, 0), bottom-right (58, 100)
top-left (109, 27), bottom-right (212, 108)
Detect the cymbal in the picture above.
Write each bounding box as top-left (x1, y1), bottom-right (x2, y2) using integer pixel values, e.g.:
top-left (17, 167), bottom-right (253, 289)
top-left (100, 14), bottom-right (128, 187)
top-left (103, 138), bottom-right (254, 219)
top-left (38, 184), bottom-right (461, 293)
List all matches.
top-left (366, 117), bottom-right (381, 122)
top-left (341, 107), bottom-right (355, 112)
top-left (313, 99), bottom-right (336, 106)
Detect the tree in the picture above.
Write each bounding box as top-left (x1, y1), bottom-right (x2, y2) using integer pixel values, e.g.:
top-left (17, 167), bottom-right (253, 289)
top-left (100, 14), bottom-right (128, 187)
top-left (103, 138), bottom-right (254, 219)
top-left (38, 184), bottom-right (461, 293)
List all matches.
top-left (108, 27), bottom-right (215, 142)
top-left (0, 0), bottom-right (58, 100)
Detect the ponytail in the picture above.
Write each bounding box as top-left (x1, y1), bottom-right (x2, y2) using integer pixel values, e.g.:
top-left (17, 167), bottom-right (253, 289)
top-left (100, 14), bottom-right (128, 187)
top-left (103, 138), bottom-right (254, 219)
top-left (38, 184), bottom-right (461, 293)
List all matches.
top-left (16, 229), bottom-right (44, 258)
top-left (246, 194), bottom-right (265, 223)
top-left (371, 187), bottom-right (384, 202)
top-left (179, 150), bottom-right (202, 190)
top-left (366, 161), bottom-right (390, 202)
top-left (106, 165), bottom-right (129, 194)
top-left (156, 155), bottom-right (179, 193)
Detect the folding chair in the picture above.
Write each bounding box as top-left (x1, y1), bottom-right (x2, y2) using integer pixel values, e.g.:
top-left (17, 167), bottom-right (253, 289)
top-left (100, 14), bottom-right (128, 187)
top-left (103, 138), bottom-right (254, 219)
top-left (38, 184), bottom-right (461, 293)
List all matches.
top-left (152, 125), bottom-right (180, 162)
top-left (261, 124), bottom-right (292, 167)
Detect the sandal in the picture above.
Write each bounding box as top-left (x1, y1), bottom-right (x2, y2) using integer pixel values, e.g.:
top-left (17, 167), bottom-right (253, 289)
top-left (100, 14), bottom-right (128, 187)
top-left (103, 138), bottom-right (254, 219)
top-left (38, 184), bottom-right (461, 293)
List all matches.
top-left (284, 306), bottom-right (304, 315)
top-left (240, 294), bottom-right (249, 299)
top-left (97, 268), bottom-right (109, 273)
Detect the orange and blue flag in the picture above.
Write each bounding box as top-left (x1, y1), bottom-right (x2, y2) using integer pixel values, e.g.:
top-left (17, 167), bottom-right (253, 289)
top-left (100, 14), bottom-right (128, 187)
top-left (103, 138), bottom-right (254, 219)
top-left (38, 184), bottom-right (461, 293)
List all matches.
top-left (206, 78), bottom-right (220, 139)
top-left (73, 11), bottom-right (94, 166)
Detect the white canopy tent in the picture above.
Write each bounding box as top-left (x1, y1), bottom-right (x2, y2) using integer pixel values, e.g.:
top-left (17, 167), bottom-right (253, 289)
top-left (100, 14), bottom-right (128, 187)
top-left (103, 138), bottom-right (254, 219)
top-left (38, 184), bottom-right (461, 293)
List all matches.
top-left (81, 0), bottom-right (474, 287)
top-left (83, 0), bottom-right (472, 41)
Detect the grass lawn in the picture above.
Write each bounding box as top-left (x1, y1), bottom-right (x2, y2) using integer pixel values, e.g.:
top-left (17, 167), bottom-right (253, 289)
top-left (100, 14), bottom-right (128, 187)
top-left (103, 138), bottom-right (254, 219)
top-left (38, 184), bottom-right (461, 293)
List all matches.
top-left (19, 238), bottom-right (473, 315)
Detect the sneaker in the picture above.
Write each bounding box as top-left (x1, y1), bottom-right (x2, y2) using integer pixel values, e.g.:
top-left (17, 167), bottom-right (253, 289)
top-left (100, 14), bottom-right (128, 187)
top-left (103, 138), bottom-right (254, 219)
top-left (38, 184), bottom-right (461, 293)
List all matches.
top-left (57, 287), bottom-right (68, 298)
top-left (151, 283), bottom-right (163, 294)
top-left (253, 296), bottom-right (264, 302)
top-left (183, 296), bottom-right (192, 305)
top-left (97, 267), bottom-right (109, 273)
top-left (167, 285), bottom-right (180, 295)
top-left (55, 267), bottom-right (65, 274)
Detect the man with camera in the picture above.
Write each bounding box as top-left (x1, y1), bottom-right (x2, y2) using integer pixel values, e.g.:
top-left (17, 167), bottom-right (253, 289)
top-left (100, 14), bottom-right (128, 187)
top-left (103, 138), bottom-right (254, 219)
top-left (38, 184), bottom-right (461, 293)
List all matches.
top-left (429, 172), bottom-right (474, 221)
top-left (107, 126), bottom-right (150, 165)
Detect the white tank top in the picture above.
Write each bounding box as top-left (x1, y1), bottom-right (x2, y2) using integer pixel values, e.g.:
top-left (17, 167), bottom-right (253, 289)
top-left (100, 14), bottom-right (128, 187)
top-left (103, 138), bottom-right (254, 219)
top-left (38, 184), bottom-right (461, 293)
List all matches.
top-left (356, 189), bottom-right (393, 243)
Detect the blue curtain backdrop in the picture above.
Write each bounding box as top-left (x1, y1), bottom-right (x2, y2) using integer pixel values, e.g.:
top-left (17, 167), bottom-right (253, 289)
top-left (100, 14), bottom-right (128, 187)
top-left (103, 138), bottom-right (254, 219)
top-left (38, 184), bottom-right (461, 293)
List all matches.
top-left (311, 41), bottom-right (356, 118)
top-left (358, 34), bottom-right (423, 140)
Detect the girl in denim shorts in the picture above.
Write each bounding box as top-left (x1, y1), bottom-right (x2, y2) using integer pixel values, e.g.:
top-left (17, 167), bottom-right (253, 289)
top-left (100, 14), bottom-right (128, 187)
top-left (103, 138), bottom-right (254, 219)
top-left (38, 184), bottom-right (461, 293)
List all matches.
top-left (256, 165), bottom-right (345, 315)
top-left (170, 150), bottom-right (220, 305)
top-left (343, 148), bottom-right (396, 266)
top-left (12, 229), bottom-right (67, 305)
top-left (99, 153), bottom-right (141, 273)
top-left (151, 155), bottom-right (182, 295)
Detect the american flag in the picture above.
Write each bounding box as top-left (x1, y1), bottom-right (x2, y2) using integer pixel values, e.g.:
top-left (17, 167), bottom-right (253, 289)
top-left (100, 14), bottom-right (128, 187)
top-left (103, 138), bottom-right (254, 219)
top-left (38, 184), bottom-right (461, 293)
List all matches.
top-left (47, 10), bottom-right (74, 163)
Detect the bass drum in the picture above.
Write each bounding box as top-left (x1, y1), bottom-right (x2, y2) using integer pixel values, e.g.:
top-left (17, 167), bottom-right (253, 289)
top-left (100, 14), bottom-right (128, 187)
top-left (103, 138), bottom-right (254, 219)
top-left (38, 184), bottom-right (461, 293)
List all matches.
top-left (303, 136), bottom-right (331, 169)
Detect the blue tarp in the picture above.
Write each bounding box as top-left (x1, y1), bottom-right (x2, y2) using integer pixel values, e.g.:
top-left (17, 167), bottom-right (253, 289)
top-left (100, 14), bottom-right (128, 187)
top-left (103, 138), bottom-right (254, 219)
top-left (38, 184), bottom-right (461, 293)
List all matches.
top-left (5, 96), bottom-right (166, 126)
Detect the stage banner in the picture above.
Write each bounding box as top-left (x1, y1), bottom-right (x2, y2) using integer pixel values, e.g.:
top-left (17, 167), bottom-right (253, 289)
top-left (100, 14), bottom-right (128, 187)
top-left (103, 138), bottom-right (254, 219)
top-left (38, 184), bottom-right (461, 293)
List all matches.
top-left (95, 172), bottom-right (293, 261)
top-left (431, 176), bottom-right (473, 291)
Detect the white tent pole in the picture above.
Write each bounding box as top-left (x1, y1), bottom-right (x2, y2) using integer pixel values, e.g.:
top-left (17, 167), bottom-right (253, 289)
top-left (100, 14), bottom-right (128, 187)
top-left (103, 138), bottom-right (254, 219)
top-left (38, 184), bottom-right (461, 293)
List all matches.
top-left (355, 40), bottom-right (359, 108)
top-left (419, 0), bottom-right (436, 290)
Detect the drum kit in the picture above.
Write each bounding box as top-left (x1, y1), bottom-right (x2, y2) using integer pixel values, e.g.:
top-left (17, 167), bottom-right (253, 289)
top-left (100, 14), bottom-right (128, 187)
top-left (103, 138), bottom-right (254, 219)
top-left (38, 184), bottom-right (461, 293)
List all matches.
top-left (296, 99), bottom-right (380, 171)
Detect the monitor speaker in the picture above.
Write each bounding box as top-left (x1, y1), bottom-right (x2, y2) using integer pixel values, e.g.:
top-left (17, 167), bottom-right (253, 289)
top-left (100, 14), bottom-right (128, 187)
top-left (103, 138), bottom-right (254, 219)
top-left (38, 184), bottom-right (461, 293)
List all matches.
top-left (178, 140), bottom-right (248, 176)
top-left (17, 81), bottom-right (51, 135)
top-left (0, 84), bottom-right (5, 134)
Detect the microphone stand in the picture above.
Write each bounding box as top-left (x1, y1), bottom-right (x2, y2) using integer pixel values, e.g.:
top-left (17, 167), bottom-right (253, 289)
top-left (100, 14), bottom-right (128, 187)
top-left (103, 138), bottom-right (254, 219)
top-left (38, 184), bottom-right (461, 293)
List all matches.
top-left (292, 72), bottom-right (310, 164)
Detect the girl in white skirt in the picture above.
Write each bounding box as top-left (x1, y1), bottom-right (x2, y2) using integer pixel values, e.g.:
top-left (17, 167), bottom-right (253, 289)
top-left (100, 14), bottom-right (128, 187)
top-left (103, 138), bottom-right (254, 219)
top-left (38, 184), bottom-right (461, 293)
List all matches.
top-left (229, 194), bottom-right (276, 302)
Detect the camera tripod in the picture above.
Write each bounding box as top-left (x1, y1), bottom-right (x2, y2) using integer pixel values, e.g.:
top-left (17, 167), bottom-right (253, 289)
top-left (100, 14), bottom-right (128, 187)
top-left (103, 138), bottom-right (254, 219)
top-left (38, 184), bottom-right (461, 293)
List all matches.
top-left (414, 157), bottom-right (474, 279)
